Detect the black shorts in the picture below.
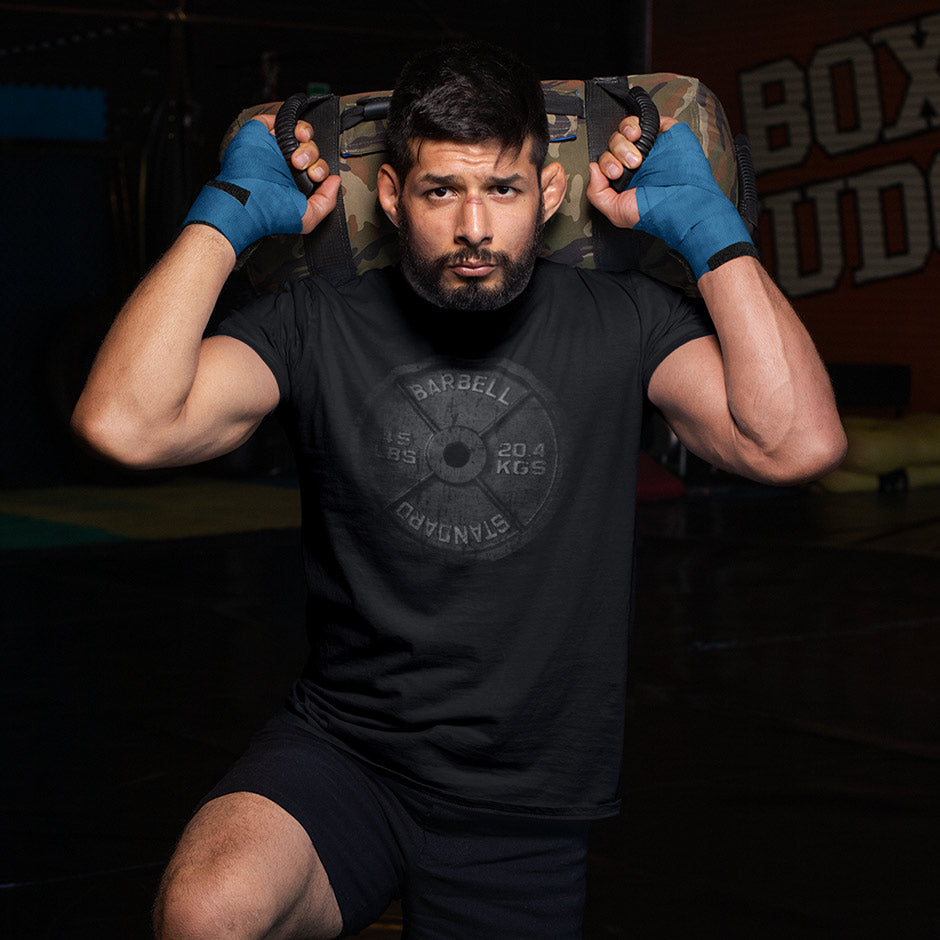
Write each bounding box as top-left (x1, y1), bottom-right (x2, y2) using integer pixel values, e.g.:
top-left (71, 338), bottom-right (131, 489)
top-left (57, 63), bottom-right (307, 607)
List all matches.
top-left (199, 711), bottom-right (590, 938)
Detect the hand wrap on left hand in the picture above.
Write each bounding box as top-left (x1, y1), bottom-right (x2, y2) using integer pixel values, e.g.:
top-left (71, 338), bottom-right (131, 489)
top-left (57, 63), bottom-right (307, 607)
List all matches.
top-left (183, 119), bottom-right (307, 256)
top-left (632, 123), bottom-right (757, 279)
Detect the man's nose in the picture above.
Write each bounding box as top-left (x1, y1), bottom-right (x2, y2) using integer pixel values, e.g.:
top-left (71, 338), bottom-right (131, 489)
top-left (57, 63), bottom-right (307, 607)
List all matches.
top-left (455, 196), bottom-right (492, 248)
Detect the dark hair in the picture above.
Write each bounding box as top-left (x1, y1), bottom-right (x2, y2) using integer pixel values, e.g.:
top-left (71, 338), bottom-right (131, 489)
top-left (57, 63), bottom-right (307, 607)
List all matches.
top-left (386, 41), bottom-right (549, 179)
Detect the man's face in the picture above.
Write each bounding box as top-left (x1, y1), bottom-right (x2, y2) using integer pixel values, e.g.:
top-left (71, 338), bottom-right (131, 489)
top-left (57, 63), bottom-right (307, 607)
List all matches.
top-left (393, 139), bottom-right (545, 310)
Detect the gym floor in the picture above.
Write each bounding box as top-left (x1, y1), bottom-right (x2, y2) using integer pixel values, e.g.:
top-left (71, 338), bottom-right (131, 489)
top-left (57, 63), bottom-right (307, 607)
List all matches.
top-left (2, 475), bottom-right (938, 938)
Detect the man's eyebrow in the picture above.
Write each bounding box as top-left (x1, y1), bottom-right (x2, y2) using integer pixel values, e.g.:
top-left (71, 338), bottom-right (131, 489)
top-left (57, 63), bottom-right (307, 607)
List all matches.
top-left (416, 172), bottom-right (527, 187)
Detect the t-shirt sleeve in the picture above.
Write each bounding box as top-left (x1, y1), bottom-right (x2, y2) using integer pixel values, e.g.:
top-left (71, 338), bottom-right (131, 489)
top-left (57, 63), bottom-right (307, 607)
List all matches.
top-left (211, 280), bottom-right (314, 403)
top-left (628, 273), bottom-right (715, 392)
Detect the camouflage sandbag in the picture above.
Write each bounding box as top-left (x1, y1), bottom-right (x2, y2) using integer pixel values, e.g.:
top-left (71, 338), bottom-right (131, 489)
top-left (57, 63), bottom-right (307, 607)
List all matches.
top-left (221, 73), bottom-right (756, 298)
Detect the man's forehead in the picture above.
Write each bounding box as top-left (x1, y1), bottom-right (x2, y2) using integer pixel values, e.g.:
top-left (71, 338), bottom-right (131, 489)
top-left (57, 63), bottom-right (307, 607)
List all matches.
top-left (406, 137), bottom-right (538, 178)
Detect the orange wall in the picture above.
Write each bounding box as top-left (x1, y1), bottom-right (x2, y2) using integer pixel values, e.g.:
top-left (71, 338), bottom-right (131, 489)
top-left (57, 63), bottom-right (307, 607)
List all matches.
top-left (651, 1), bottom-right (940, 410)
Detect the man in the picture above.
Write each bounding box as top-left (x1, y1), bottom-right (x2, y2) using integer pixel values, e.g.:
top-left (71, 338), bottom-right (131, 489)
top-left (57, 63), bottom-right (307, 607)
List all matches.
top-left (72, 42), bottom-right (845, 940)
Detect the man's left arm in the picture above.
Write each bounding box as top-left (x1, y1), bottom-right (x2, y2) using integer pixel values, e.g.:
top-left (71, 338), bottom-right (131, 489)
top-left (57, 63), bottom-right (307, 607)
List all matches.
top-left (587, 117), bottom-right (847, 485)
top-left (650, 257), bottom-right (846, 484)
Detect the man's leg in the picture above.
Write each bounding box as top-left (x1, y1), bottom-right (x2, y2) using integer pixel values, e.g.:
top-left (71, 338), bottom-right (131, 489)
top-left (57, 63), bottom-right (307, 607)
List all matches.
top-left (402, 813), bottom-right (591, 939)
top-left (154, 790), bottom-right (343, 940)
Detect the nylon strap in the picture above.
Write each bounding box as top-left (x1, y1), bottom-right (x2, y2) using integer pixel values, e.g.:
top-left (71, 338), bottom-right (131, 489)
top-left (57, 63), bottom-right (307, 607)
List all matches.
top-left (585, 78), bottom-right (656, 273)
top-left (302, 95), bottom-right (357, 285)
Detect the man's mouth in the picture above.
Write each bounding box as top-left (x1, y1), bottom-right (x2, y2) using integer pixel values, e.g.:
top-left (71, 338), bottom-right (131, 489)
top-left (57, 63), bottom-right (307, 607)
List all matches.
top-left (450, 261), bottom-right (497, 278)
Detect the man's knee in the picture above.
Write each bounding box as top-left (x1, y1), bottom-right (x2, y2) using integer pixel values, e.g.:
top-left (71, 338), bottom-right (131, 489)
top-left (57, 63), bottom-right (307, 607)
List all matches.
top-left (153, 864), bottom-right (241, 940)
top-left (153, 792), bottom-right (343, 940)
top-left (153, 857), bottom-right (343, 940)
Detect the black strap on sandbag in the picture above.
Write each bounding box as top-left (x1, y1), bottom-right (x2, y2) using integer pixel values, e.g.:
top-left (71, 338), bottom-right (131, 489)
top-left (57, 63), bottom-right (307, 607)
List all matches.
top-left (275, 92), bottom-right (356, 285)
top-left (585, 78), bottom-right (661, 273)
top-left (543, 89), bottom-right (585, 120)
top-left (340, 95), bottom-right (391, 132)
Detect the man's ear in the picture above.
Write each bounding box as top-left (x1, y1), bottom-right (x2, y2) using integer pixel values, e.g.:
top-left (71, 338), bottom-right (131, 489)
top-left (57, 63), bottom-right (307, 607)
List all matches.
top-left (377, 164), bottom-right (402, 227)
top-left (540, 161), bottom-right (567, 222)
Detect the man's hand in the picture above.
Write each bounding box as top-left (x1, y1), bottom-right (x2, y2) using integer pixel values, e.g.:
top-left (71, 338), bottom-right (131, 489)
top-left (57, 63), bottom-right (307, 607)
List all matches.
top-left (183, 113), bottom-right (341, 256)
top-left (252, 112), bottom-right (341, 234)
top-left (586, 114), bottom-right (677, 228)
top-left (586, 116), bottom-right (757, 279)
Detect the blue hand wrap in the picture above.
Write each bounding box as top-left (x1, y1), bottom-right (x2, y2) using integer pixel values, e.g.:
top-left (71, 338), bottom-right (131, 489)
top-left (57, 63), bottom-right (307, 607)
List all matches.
top-left (183, 119), bottom-right (308, 256)
top-left (631, 123), bottom-right (756, 279)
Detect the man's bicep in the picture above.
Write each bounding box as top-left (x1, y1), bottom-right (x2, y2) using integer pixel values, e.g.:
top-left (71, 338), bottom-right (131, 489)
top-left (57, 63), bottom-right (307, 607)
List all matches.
top-left (170, 334), bottom-right (282, 465)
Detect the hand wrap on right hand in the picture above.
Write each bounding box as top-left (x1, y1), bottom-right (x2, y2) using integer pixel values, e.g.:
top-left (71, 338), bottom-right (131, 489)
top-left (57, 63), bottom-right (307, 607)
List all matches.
top-left (631, 123), bottom-right (758, 279)
top-left (183, 119), bottom-right (307, 256)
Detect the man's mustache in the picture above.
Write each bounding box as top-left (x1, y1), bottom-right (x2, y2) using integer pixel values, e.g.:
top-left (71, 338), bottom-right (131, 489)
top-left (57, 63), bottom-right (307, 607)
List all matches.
top-left (439, 248), bottom-right (511, 268)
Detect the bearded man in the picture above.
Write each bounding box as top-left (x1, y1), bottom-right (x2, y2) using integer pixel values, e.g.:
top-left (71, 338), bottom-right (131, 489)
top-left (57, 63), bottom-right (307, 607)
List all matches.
top-left (72, 41), bottom-right (845, 940)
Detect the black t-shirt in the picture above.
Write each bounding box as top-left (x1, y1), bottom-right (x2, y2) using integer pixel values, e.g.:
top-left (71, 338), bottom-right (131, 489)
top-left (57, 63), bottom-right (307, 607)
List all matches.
top-left (216, 259), bottom-right (712, 818)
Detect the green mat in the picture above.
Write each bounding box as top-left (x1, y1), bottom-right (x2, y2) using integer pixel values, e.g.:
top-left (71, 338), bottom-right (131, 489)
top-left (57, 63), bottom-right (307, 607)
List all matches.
top-left (0, 478), bottom-right (301, 549)
top-left (0, 513), bottom-right (127, 550)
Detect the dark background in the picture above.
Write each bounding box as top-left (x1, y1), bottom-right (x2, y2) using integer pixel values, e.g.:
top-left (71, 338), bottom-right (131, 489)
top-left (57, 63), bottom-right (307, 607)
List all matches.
top-left (0, 0), bottom-right (648, 487)
top-left (3, 5), bottom-right (938, 940)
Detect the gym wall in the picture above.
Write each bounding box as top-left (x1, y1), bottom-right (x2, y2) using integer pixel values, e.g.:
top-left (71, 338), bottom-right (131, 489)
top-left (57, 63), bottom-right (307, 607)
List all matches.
top-left (652, 0), bottom-right (940, 412)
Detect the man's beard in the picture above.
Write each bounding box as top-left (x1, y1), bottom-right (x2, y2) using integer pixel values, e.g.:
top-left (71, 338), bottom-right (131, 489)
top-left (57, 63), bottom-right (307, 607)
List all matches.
top-left (397, 204), bottom-right (544, 311)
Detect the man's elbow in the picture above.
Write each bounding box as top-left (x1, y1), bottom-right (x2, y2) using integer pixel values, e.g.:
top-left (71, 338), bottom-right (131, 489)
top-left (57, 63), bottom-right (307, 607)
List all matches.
top-left (768, 422), bottom-right (849, 486)
top-left (70, 401), bottom-right (167, 470)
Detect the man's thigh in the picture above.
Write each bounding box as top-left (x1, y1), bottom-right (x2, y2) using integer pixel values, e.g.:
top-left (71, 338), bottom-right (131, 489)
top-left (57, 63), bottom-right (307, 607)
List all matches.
top-left (169, 713), bottom-right (418, 937)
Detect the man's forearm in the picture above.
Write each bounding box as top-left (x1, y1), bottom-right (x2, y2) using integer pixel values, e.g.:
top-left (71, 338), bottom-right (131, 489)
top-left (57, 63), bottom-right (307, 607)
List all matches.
top-left (71, 224), bottom-right (237, 464)
top-left (698, 256), bottom-right (846, 473)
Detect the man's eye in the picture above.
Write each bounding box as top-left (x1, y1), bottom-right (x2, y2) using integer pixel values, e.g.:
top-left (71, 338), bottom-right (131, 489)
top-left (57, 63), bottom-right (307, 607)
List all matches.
top-left (428, 187), bottom-right (450, 198)
top-left (493, 186), bottom-right (515, 196)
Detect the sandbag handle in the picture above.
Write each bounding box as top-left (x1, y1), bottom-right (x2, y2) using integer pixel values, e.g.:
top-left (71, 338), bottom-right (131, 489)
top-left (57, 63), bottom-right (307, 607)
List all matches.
top-left (733, 133), bottom-right (760, 238)
top-left (274, 91), bottom-right (331, 196)
top-left (598, 82), bottom-right (660, 193)
top-left (629, 86), bottom-right (660, 160)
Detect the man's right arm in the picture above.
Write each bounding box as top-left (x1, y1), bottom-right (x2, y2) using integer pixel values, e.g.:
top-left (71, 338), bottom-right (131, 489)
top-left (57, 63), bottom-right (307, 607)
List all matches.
top-left (71, 114), bottom-right (339, 469)
top-left (71, 224), bottom-right (277, 468)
